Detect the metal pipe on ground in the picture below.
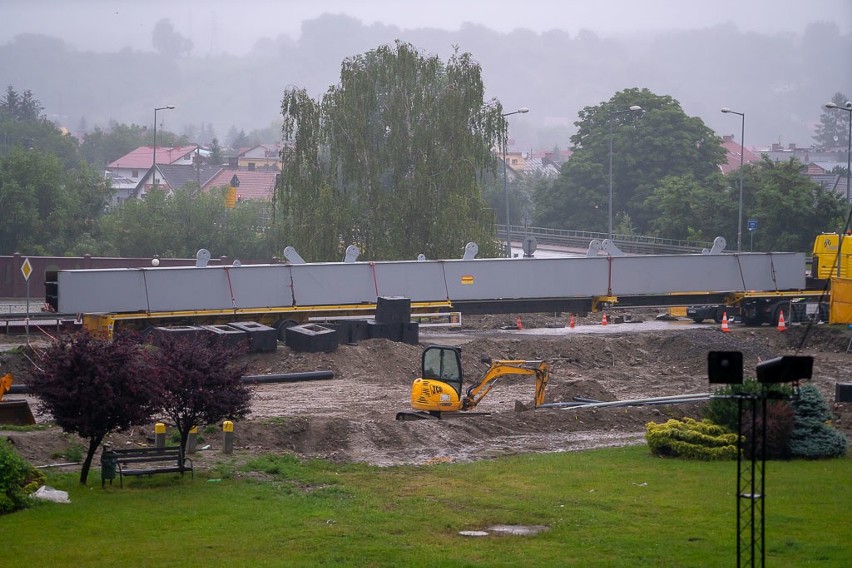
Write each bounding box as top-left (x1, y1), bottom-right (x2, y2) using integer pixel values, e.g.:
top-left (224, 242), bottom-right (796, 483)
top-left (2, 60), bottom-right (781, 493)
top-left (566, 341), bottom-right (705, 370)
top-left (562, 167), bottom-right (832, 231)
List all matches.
top-left (241, 370), bottom-right (334, 384)
top-left (539, 393), bottom-right (709, 410)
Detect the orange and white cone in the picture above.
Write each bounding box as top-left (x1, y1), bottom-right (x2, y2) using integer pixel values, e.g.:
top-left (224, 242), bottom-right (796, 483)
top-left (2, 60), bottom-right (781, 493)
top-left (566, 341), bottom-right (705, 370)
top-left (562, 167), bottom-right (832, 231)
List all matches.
top-left (777, 311), bottom-right (787, 332)
top-left (721, 312), bottom-right (731, 333)
top-left (569, 314), bottom-right (576, 329)
top-left (601, 313), bottom-right (608, 326)
top-left (516, 316), bottom-right (524, 330)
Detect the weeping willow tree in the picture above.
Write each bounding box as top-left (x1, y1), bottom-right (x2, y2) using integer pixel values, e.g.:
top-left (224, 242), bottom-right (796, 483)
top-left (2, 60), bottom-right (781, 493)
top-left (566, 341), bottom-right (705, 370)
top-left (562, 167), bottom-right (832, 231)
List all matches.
top-left (276, 41), bottom-right (506, 261)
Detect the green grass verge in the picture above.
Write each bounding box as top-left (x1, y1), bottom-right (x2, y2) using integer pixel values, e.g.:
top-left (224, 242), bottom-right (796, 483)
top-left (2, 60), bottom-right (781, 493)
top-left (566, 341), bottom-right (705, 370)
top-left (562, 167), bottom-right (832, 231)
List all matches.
top-left (1, 446), bottom-right (849, 567)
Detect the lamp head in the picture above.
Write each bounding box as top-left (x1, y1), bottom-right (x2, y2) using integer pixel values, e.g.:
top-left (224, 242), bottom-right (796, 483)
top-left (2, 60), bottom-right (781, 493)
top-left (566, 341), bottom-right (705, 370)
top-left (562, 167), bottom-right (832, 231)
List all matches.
top-left (629, 105), bottom-right (642, 112)
top-left (825, 102), bottom-right (838, 109)
top-left (167, 105), bottom-right (175, 110)
top-left (846, 101), bottom-right (852, 110)
top-left (721, 107), bottom-right (731, 113)
top-left (518, 107), bottom-right (529, 114)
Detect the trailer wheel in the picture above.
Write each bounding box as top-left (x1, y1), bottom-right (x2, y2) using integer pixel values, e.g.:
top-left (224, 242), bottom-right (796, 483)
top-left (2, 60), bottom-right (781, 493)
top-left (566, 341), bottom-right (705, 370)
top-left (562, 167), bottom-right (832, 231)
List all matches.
top-left (770, 303), bottom-right (787, 327)
top-left (275, 319), bottom-right (299, 341)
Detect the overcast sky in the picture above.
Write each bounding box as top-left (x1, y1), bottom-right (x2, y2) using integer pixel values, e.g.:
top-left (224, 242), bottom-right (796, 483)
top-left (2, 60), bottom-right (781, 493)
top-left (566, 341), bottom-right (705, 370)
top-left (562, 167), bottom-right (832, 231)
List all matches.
top-left (3, 0), bottom-right (850, 55)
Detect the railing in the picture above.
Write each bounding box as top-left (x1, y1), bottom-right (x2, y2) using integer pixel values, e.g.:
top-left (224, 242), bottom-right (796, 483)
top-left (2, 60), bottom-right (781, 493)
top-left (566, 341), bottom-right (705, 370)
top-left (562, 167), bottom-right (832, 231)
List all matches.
top-left (497, 225), bottom-right (713, 255)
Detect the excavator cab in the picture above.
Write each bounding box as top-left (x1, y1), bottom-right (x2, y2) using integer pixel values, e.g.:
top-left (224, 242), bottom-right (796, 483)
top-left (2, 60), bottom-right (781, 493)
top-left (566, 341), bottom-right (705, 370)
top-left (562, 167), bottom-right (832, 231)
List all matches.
top-left (408, 346), bottom-right (465, 416)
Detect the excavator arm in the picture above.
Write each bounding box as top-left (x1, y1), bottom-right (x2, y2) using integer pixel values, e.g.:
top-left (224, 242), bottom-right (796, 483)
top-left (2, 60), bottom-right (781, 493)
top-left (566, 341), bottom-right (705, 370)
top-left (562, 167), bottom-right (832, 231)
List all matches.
top-left (461, 360), bottom-right (550, 411)
top-left (0, 373), bottom-right (13, 402)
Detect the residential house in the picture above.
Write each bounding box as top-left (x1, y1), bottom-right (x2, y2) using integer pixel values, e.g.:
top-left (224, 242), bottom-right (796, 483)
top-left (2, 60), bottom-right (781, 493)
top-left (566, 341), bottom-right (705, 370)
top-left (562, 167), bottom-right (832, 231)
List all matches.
top-left (205, 168), bottom-right (279, 202)
top-left (719, 135), bottom-right (760, 175)
top-left (105, 145), bottom-right (199, 204)
top-left (237, 144), bottom-right (283, 171)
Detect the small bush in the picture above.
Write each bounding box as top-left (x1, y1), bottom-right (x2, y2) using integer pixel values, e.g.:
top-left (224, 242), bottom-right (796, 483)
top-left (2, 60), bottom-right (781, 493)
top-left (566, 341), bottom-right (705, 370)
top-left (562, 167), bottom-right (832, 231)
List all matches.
top-left (704, 379), bottom-right (792, 431)
top-left (0, 438), bottom-right (44, 514)
top-left (788, 384), bottom-right (847, 459)
top-left (645, 417), bottom-right (739, 460)
top-left (740, 399), bottom-right (795, 460)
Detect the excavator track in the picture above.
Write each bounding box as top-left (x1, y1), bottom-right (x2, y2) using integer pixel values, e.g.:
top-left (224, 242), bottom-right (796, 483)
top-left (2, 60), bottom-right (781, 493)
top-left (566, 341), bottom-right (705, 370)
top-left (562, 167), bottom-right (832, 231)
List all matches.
top-left (395, 411), bottom-right (491, 421)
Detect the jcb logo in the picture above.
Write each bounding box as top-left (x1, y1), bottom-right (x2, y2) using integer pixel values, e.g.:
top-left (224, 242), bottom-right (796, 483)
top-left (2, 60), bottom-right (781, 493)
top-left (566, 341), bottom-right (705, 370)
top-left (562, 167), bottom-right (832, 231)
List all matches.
top-left (430, 385), bottom-right (444, 395)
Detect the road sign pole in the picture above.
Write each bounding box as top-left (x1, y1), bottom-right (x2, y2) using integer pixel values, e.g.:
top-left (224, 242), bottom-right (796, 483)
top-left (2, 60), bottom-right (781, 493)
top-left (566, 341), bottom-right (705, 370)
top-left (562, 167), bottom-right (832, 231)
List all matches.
top-left (21, 257), bottom-right (33, 345)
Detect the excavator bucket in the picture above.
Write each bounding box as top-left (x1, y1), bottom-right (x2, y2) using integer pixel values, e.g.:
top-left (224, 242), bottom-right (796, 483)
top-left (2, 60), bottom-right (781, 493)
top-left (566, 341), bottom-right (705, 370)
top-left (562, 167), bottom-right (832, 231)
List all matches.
top-left (0, 400), bottom-right (36, 426)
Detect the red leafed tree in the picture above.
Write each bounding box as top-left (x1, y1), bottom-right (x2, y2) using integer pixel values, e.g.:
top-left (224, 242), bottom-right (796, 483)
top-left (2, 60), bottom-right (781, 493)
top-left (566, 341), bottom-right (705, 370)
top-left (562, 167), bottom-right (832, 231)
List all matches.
top-left (28, 333), bottom-right (159, 484)
top-left (150, 334), bottom-right (251, 457)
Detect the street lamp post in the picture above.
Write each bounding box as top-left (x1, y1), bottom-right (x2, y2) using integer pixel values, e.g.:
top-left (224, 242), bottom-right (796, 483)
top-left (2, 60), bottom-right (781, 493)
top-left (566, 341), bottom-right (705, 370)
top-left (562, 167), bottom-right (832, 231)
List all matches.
top-left (502, 107), bottom-right (529, 257)
top-left (607, 105), bottom-right (643, 241)
top-left (824, 100), bottom-right (852, 277)
top-left (721, 108), bottom-right (745, 252)
top-left (153, 105), bottom-right (175, 189)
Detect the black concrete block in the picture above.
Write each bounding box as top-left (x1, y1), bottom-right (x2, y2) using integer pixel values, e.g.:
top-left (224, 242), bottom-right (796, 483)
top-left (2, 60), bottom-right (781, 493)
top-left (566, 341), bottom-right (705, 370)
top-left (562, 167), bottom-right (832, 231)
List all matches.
top-left (228, 321), bottom-right (278, 353)
top-left (285, 323), bottom-right (339, 353)
top-left (375, 296), bottom-right (411, 324)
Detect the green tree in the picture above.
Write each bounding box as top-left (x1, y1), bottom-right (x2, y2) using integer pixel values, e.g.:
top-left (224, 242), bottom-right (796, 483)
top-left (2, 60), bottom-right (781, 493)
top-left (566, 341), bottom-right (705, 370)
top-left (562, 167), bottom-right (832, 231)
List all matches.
top-left (208, 138), bottom-right (225, 166)
top-left (645, 173), bottom-right (737, 242)
top-left (277, 41), bottom-right (503, 261)
top-left (80, 122), bottom-right (151, 168)
top-left (813, 92), bottom-right (850, 150)
top-left (746, 157), bottom-right (845, 252)
top-left (96, 187), bottom-right (276, 260)
top-left (535, 88), bottom-right (725, 234)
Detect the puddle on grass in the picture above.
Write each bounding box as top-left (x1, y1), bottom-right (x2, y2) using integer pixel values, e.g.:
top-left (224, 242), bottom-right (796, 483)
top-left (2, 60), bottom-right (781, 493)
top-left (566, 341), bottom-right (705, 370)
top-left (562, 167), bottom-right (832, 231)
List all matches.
top-left (459, 525), bottom-right (550, 537)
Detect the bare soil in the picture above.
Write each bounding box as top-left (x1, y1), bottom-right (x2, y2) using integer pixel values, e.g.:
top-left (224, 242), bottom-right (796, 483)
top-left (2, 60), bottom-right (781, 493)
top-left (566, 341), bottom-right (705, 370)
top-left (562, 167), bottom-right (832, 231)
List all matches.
top-left (2, 313), bottom-right (850, 472)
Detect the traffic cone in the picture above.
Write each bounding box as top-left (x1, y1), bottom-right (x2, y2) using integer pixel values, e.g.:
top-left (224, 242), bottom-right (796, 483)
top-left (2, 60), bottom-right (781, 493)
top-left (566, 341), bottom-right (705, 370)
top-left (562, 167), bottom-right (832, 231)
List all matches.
top-left (601, 313), bottom-right (608, 326)
top-left (777, 311), bottom-right (787, 332)
top-left (516, 316), bottom-right (524, 330)
top-left (720, 312), bottom-right (731, 333)
top-left (569, 314), bottom-right (576, 329)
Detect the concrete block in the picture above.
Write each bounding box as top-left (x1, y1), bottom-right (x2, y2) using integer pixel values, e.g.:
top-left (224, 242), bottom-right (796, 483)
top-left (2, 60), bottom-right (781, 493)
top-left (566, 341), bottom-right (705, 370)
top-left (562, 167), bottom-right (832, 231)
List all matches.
top-left (285, 323), bottom-right (339, 353)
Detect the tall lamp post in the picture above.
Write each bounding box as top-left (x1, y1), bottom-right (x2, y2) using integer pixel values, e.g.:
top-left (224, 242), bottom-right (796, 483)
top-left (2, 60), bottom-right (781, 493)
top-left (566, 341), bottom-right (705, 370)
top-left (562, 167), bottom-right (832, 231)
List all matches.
top-left (607, 105), bottom-right (643, 241)
top-left (153, 105), bottom-right (175, 189)
top-left (721, 108), bottom-right (745, 252)
top-left (824, 100), bottom-right (852, 278)
top-left (502, 107), bottom-right (529, 257)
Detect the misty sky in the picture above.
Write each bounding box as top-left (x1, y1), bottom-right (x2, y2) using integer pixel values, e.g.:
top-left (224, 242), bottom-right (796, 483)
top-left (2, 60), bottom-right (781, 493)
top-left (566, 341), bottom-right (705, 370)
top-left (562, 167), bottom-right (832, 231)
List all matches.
top-left (3, 0), bottom-right (851, 56)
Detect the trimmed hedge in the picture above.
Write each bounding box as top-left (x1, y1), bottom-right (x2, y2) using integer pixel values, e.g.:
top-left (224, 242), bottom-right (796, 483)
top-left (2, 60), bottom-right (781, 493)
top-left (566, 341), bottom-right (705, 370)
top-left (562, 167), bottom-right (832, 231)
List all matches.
top-left (0, 438), bottom-right (44, 514)
top-left (645, 417), bottom-right (739, 460)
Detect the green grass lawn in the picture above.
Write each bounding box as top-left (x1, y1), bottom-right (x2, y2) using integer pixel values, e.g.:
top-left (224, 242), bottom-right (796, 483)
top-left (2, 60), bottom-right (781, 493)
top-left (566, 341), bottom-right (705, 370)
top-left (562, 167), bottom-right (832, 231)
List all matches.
top-left (2, 446), bottom-right (850, 567)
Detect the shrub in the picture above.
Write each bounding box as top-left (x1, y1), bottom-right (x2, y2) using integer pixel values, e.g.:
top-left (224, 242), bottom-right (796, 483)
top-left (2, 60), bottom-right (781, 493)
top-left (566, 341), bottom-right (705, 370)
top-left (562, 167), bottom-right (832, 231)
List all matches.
top-left (740, 399), bottom-right (795, 460)
top-left (788, 384), bottom-right (847, 459)
top-left (645, 417), bottom-right (739, 460)
top-left (0, 438), bottom-right (44, 514)
top-left (704, 379), bottom-right (792, 431)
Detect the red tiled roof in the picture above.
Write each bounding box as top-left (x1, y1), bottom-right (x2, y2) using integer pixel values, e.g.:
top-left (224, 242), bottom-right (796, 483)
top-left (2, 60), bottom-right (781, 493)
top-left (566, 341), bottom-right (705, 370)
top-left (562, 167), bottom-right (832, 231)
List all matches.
top-left (205, 169), bottom-right (278, 201)
top-left (719, 137), bottom-right (759, 175)
top-left (107, 145), bottom-right (199, 169)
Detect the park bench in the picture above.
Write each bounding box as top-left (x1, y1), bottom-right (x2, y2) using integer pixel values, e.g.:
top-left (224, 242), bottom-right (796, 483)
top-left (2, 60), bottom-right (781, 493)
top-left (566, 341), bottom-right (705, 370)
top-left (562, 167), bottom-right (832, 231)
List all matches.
top-left (101, 446), bottom-right (193, 488)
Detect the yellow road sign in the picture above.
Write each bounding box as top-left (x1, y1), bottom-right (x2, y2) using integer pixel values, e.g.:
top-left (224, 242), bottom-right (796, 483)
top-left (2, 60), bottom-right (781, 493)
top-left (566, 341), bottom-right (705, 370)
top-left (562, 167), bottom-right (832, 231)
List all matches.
top-left (21, 257), bottom-right (32, 281)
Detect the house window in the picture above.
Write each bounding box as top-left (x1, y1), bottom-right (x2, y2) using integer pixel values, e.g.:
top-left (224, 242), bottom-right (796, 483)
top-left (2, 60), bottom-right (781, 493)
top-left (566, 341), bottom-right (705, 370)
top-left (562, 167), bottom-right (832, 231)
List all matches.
top-left (132, 169), bottom-right (138, 177)
top-left (248, 163), bottom-right (256, 171)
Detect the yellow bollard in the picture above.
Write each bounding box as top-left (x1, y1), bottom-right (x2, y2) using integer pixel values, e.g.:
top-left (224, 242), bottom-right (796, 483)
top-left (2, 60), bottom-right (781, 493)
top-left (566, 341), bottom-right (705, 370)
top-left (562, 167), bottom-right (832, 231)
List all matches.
top-left (154, 422), bottom-right (166, 448)
top-left (222, 421), bottom-right (234, 454)
top-left (187, 426), bottom-right (198, 454)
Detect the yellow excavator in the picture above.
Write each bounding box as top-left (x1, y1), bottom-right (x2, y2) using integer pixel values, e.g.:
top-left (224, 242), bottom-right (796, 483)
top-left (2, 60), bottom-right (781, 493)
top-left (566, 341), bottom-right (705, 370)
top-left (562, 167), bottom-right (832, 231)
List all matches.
top-left (0, 372), bottom-right (36, 426)
top-left (395, 345), bottom-right (550, 420)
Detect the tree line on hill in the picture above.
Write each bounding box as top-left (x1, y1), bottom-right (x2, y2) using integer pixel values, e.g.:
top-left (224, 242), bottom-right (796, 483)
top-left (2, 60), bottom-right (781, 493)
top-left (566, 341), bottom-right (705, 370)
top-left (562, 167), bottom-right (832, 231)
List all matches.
top-left (1, 42), bottom-right (848, 261)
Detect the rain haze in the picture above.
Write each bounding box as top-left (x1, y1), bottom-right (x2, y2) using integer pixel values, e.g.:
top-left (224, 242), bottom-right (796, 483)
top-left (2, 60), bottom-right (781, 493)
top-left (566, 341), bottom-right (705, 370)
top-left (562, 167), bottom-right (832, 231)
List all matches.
top-left (4, 0), bottom-right (850, 55)
top-left (1, 0), bottom-right (850, 150)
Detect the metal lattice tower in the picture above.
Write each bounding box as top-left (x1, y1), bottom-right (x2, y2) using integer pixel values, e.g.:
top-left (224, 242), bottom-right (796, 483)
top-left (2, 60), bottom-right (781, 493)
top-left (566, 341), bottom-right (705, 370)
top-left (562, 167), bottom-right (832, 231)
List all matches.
top-left (735, 395), bottom-right (766, 568)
